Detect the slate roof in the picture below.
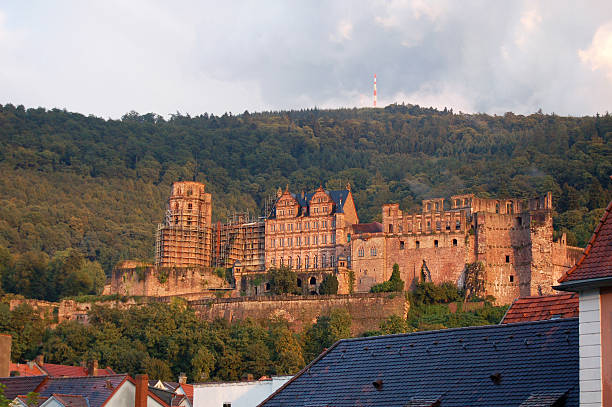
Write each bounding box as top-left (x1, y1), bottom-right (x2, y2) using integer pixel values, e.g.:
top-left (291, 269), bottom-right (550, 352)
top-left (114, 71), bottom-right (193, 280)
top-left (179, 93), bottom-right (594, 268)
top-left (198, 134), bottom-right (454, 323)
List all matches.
top-left (33, 375), bottom-right (128, 407)
top-left (0, 376), bottom-right (48, 399)
top-left (558, 199), bottom-right (612, 284)
top-left (501, 293), bottom-right (579, 324)
top-left (15, 395), bottom-right (47, 407)
top-left (259, 319), bottom-right (579, 407)
top-left (280, 189), bottom-right (350, 216)
top-left (51, 394), bottom-right (90, 407)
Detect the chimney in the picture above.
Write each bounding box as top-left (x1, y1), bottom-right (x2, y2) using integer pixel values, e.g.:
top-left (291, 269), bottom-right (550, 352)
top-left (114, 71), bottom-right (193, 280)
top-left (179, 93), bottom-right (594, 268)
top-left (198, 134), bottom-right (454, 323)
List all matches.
top-left (178, 373), bottom-right (187, 384)
top-left (0, 334), bottom-right (11, 377)
top-left (34, 355), bottom-right (44, 366)
top-left (87, 360), bottom-right (99, 376)
top-left (135, 374), bottom-right (148, 407)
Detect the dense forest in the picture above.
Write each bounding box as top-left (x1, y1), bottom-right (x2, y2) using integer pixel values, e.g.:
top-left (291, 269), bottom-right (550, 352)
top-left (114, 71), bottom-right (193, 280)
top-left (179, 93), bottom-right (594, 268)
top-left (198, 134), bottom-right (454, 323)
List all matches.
top-left (0, 103), bottom-right (610, 279)
top-left (1, 282), bottom-right (506, 380)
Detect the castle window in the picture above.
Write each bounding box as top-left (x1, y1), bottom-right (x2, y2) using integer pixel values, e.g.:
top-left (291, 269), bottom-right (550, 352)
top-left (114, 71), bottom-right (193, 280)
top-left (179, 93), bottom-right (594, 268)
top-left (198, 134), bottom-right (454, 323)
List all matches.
top-left (446, 222), bottom-right (450, 231)
top-left (400, 241), bottom-right (405, 250)
top-left (297, 223), bottom-right (301, 231)
top-left (464, 198), bottom-right (468, 206)
top-left (280, 257), bottom-right (284, 266)
top-left (452, 239), bottom-right (457, 247)
top-left (331, 234), bottom-right (336, 244)
top-left (271, 224), bottom-right (275, 232)
top-left (310, 277), bottom-right (316, 285)
top-left (506, 255), bottom-right (510, 263)
top-left (288, 238), bottom-right (292, 247)
top-left (415, 241), bottom-right (420, 248)
top-left (306, 236), bottom-right (310, 245)
top-left (434, 240), bottom-right (439, 247)
top-left (174, 216), bottom-right (179, 224)
top-left (314, 255), bottom-right (318, 268)
top-left (495, 202), bottom-right (500, 214)
top-left (174, 203), bottom-right (179, 211)
top-left (188, 203), bottom-right (192, 210)
top-left (427, 221), bottom-right (431, 230)
top-left (389, 224), bottom-right (394, 233)
top-left (358, 247), bottom-right (365, 257)
top-left (314, 235), bottom-right (318, 245)
top-left (509, 275), bottom-right (514, 283)
top-left (306, 222), bottom-right (309, 230)
top-left (322, 255), bottom-right (326, 267)
top-left (271, 239), bottom-right (275, 248)
top-left (427, 203), bottom-right (431, 211)
top-left (516, 217), bottom-right (522, 227)
top-left (265, 283), bottom-right (271, 291)
top-left (297, 256), bottom-right (301, 268)
top-left (332, 219), bottom-right (336, 228)
top-left (455, 199), bottom-right (460, 207)
top-left (330, 255), bottom-right (335, 266)
top-left (323, 235), bottom-right (327, 244)
top-left (271, 258), bottom-right (276, 266)
top-left (297, 237), bottom-right (301, 246)
top-left (289, 223), bottom-right (293, 231)
top-left (507, 202), bottom-right (513, 214)
top-left (456, 220), bottom-right (461, 230)
top-left (280, 224), bottom-right (284, 231)
top-left (315, 221), bottom-right (319, 229)
top-left (187, 189), bottom-right (193, 196)
top-left (436, 221), bottom-right (441, 230)
top-left (288, 257), bottom-right (292, 267)
top-left (297, 278), bottom-right (302, 287)
top-left (435, 202), bottom-right (439, 210)
top-left (280, 238), bottom-right (284, 247)
top-left (347, 234), bottom-right (351, 242)
top-left (315, 207), bottom-right (319, 213)
top-left (305, 256), bottom-right (309, 268)
top-left (371, 247), bottom-right (377, 256)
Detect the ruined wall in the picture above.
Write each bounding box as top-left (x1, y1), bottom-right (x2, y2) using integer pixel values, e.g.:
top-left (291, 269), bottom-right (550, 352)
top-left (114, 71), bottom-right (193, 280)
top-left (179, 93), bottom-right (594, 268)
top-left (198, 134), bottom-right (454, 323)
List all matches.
top-left (191, 293), bottom-right (408, 335)
top-left (110, 266), bottom-right (229, 297)
top-left (474, 211), bottom-right (532, 304)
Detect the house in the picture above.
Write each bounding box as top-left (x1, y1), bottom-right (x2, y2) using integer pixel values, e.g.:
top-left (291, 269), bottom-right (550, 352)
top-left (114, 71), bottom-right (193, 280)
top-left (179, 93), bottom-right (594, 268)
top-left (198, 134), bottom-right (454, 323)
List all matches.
top-left (501, 293), bottom-right (579, 324)
top-left (194, 376), bottom-right (292, 407)
top-left (4, 354), bottom-right (114, 378)
top-left (2, 374), bottom-right (169, 407)
top-left (555, 198), bottom-right (612, 406)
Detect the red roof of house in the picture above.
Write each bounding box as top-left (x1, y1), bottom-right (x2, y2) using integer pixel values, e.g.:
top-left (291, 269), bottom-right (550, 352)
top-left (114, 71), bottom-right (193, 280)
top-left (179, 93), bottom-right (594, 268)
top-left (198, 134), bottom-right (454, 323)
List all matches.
top-left (179, 384), bottom-right (193, 404)
top-left (40, 363), bottom-right (114, 378)
top-left (9, 362), bottom-right (46, 377)
top-left (501, 293), bottom-right (579, 324)
top-left (352, 222), bottom-right (383, 234)
top-left (559, 200), bottom-right (612, 283)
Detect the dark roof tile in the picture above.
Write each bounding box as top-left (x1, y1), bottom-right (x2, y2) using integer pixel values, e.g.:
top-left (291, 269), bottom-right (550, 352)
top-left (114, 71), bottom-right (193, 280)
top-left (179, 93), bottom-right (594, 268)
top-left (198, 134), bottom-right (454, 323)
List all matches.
top-left (0, 376), bottom-right (48, 399)
top-left (259, 319), bottom-right (579, 407)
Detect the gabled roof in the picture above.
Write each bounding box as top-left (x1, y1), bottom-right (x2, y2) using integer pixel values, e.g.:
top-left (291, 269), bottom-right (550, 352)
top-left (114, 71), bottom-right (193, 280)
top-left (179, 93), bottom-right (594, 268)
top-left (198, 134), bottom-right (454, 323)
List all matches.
top-left (33, 375), bottom-right (128, 407)
top-left (259, 319), bottom-right (579, 407)
top-left (288, 189), bottom-right (351, 214)
top-left (558, 199), bottom-right (612, 286)
top-left (501, 293), bottom-right (579, 324)
top-left (9, 362), bottom-right (46, 377)
top-left (50, 394), bottom-right (90, 407)
top-left (0, 376), bottom-right (48, 399)
top-left (15, 394), bottom-right (47, 407)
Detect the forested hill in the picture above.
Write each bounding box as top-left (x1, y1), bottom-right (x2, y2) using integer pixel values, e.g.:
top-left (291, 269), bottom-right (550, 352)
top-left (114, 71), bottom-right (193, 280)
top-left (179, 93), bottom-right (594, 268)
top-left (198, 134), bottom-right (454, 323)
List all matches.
top-left (0, 103), bottom-right (611, 274)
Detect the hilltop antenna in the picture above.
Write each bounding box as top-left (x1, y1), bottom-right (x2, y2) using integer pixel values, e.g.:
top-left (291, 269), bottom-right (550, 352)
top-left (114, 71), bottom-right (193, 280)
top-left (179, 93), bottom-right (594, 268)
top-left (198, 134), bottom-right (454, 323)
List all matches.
top-left (373, 74), bottom-right (377, 107)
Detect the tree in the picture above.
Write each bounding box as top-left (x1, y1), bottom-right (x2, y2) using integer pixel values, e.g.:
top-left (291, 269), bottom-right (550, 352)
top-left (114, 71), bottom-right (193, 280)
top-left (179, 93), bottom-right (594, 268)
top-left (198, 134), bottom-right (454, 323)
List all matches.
top-left (379, 314), bottom-right (409, 335)
top-left (267, 266), bottom-right (299, 295)
top-left (318, 274), bottom-right (339, 295)
top-left (370, 264), bottom-right (404, 293)
top-left (142, 357), bottom-right (173, 381)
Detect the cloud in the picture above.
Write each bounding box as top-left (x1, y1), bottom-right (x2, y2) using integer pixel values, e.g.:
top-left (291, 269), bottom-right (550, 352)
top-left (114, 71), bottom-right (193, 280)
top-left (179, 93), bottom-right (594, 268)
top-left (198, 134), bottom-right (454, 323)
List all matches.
top-left (0, 1), bottom-right (611, 118)
top-left (579, 21), bottom-right (612, 81)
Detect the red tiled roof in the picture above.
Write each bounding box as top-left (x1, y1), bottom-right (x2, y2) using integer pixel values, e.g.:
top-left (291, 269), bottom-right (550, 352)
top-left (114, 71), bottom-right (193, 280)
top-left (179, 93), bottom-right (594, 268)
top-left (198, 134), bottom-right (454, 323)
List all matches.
top-left (180, 384), bottom-right (193, 404)
top-left (352, 222), bottom-right (383, 234)
top-left (501, 293), bottom-right (579, 324)
top-left (559, 200), bottom-right (612, 283)
top-left (40, 364), bottom-right (114, 377)
top-left (9, 362), bottom-right (45, 377)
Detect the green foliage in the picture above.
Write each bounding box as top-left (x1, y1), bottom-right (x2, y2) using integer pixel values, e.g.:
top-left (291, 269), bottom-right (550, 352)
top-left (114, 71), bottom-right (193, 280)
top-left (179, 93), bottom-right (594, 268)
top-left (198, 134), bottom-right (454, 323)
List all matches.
top-left (0, 247), bottom-right (105, 301)
top-left (267, 266), bottom-right (299, 295)
top-left (370, 264), bottom-right (404, 293)
top-left (463, 262), bottom-right (485, 299)
top-left (379, 314), bottom-right (410, 335)
top-left (348, 270), bottom-right (355, 294)
top-left (406, 281), bottom-right (508, 332)
top-left (0, 385), bottom-right (10, 407)
top-left (318, 274), bottom-right (339, 295)
top-left (156, 268), bottom-right (169, 284)
top-left (303, 308), bottom-right (351, 361)
top-left (0, 104), bottom-right (609, 277)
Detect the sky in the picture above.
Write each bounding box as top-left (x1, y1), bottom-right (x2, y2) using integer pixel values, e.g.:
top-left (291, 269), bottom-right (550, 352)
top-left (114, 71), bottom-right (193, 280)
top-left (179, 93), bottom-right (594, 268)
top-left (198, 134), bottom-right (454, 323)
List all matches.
top-left (1, 0), bottom-right (612, 118)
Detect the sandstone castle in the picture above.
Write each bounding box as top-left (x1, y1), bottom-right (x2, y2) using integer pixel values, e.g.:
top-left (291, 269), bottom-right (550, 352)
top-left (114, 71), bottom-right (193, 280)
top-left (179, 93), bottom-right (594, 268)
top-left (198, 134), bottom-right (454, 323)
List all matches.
top-left (110, 181), bottom-right (582, 304)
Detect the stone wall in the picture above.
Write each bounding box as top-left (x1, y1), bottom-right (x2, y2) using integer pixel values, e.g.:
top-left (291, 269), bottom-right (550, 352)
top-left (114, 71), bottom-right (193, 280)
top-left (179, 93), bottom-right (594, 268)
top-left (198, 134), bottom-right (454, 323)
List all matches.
top-left (110, 266), bottom-right (229, 297)
top-left (191, 293), bottom-right (408, 335)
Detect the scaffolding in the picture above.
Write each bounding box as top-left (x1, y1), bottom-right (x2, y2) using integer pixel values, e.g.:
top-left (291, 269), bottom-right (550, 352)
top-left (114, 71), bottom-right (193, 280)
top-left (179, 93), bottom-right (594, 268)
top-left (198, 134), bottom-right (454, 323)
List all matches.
top-left (155, 209), bottom-right (212, 267)
top-left (212, 211), bottom-right (265, 272)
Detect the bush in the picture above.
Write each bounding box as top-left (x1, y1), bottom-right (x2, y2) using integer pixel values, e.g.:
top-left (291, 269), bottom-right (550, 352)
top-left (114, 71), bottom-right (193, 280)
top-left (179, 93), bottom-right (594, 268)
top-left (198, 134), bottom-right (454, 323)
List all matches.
top-left (318, 274), bottom-right (339, 295)
top-left (370, 264), bottom-right (404, 293)
top-left (267, 266), bottom-right (299, 295)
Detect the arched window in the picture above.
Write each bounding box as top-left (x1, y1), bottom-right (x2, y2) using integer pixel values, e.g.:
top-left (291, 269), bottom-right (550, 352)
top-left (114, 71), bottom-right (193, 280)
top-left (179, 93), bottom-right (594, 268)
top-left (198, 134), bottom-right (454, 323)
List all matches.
top-left (265, 283), bottom-right (271, 291)
top-left (288, 256), bottom-right (292, 268)
top-left (330, 255), bottom-right (335, 267)
top-left (309, 277), bottom-right (317, 285)
top-left (296, 256), bottom-right (301, 268)
top-left (280, 257), bottom-right (284, 267)
top-left (358, 247), bottom-right (365, 257)
top-left (297, 278), bottom-right (302, 287)
top-left (305, 255), bottom-right (309, 269)
top-left (314, 255), bottom-right (318, 268)
top-left (371, 247), bottom-right (377, 256)
top-left (322, 254), bottom-right (326, 267)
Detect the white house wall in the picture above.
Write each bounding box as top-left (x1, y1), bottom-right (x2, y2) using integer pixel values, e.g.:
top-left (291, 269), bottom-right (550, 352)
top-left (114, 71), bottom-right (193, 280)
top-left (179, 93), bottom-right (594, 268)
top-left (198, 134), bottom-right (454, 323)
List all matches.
top-left (193, 377), bottom-right (291, 407)
top-left (579, 289), bottom-right (602, 407)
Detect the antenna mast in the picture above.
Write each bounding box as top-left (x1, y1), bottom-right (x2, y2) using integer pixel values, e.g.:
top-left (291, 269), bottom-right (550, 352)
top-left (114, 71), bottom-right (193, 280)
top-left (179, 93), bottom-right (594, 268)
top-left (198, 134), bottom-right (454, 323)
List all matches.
top-left (373, 74), bottom-right (377, 107)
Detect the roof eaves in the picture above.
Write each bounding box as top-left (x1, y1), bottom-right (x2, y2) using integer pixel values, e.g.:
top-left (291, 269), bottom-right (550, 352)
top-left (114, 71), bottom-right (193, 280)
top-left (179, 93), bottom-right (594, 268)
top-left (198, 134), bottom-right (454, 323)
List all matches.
top-left (99, 376), bottom-right (129, 407)
top-left (554, 276), bottom-right (612, 292)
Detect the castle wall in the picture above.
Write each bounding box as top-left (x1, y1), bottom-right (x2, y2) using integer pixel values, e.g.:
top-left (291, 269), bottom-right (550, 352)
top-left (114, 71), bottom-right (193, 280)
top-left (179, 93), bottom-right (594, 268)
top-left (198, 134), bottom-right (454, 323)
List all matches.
top-left (110, 266), bottom-right (229, 297)
top-left (190, 293), bottom-right (408, 335)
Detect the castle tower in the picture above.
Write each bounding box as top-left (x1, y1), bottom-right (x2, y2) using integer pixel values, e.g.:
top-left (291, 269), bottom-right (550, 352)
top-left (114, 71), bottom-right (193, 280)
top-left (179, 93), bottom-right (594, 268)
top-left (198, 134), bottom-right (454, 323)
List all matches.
top-left (155, 181), bottom-right (212, 267)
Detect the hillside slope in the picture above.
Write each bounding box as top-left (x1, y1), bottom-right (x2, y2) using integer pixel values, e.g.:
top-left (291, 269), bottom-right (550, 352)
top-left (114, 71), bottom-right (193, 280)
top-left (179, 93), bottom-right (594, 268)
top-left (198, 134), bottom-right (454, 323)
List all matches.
top-left (0, 103), bottom-right (610, 272)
